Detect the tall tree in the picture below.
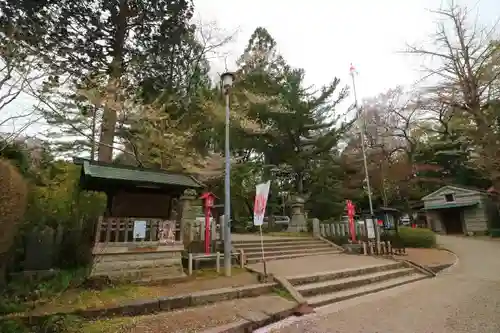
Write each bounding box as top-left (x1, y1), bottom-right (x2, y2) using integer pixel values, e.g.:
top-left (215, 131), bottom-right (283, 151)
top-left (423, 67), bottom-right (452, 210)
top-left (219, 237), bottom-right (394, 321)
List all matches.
top-left (236, 27), bottom-right (352, 195)
top-left (1, 0), bottom-right (195, 161)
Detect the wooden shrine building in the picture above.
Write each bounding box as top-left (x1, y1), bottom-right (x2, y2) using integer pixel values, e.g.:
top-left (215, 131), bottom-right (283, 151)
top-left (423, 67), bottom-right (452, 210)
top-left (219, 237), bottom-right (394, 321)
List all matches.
top-left (77, 159), bottom-right (204, 281)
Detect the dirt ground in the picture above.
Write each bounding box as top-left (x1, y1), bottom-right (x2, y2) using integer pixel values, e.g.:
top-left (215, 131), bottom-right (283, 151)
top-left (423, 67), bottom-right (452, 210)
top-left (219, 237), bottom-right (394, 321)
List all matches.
top-left (29, 269), bottom-right (259, 315)
top-left (394, 248), bottom-right (456, 267)
top-left (81, 294), bottom-right (296, 333)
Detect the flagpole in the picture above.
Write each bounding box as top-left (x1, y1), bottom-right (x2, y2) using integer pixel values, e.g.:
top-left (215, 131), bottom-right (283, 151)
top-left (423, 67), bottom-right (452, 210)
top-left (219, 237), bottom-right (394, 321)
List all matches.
top-left (350, 64), bottom-right (380, 253)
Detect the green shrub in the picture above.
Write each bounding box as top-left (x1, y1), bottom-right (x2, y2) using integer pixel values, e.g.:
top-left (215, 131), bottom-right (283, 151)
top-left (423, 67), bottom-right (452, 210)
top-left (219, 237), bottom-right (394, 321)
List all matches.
top-left (382, 227), bottom-right (436, 248)
top-left (0, 318), bottom-right (29, 333)
top-left (0, 159), bottom-right (28, 285)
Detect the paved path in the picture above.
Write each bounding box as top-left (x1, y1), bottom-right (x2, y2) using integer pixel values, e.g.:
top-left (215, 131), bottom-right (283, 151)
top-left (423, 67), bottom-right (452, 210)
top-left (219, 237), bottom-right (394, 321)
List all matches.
top-left (248, 253), bottom-right (393, 277)
top-left (258, 236), bottom-right (500, 333)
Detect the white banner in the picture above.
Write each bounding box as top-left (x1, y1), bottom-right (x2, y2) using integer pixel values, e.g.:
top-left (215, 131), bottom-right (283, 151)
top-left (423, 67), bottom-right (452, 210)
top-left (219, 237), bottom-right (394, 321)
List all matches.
top-left (365, 218), bottom-right (376, 239)
top-left (253, 181), bottom-right (271, 226)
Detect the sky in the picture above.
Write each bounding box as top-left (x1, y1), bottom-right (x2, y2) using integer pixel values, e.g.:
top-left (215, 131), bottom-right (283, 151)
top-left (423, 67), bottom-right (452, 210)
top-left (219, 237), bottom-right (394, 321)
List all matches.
top-left (195, 0), bottom-right (499, 99)
top-left (1, 0), bottom-right (499, 137)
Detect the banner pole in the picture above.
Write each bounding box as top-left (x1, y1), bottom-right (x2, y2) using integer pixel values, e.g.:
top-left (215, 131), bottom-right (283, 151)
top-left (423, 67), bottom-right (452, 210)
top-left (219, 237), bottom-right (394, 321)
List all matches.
top-left (259, 224), bottom-right (267, 276)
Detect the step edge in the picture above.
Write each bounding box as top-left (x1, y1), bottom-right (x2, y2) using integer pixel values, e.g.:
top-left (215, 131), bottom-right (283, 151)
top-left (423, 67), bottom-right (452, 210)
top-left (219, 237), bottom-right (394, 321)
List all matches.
top-left (307, 274), bottom-right (428, 306)
top-left (296, 268), bottom-right (415, 292)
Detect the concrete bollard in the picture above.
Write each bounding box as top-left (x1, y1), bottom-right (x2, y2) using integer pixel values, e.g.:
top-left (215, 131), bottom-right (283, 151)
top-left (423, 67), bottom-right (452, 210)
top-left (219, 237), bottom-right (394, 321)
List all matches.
top-left (188, 253), bottom-right (193, 276)
top-left (363, 242), bottom-right (368, 255)
top-left (239, 249), bottom-right (245, 268)
top-left (216, 252), bottom-right (221, 273)
top-left (369, 242), bottom-right (374, 255)
top-left (387, 241), bottom-right (392, 254)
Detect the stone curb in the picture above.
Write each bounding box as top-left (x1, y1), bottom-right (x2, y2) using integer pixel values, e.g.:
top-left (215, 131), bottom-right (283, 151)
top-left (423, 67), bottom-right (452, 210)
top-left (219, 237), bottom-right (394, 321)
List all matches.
top-left (436, 247), bottom-right (459, 272)
top-left (200, 304), bottom-right (300, 333)
top-left (18, 282), bottom-right (278, 324)
top-left (317, 236), bottom-right (345, 251)
top-left (399, 259), bottom-right (436, 277)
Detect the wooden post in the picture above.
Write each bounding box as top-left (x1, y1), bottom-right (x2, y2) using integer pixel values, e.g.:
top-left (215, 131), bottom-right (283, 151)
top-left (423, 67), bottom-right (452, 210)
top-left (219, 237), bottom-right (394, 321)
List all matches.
top-left (239, 249), bottom-right (245, 268)
top-left (216, 252), bottom-right (221, 273)
top-left (188, 253), bottom-right (193, 276)
top-left (95, 216), bottom-right (103, 244)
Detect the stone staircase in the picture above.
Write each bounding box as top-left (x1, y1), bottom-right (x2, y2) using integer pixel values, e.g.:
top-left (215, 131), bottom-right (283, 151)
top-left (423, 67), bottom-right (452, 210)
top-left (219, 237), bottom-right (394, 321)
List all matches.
top-left (234, 237), bottom-right (342, 264)
top-left (286, 261), bottom-right (428, 307)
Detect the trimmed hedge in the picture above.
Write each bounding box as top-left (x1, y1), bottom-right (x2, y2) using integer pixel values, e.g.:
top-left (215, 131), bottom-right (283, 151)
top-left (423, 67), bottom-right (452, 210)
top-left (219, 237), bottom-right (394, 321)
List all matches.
top-left (382, 227), bottom-right (436, 248)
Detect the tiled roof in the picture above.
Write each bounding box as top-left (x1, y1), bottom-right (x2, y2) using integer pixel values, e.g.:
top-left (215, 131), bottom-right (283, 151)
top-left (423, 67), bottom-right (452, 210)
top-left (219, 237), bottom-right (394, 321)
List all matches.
top-left (81, 161), bottom-right (204, 188)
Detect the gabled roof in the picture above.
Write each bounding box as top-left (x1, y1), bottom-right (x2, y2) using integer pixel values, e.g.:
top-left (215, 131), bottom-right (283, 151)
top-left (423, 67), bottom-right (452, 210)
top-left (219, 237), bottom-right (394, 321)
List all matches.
top-left (421, 185), bottom-right (483, 201)
top-left (80, 160), bottom-right (204, 190)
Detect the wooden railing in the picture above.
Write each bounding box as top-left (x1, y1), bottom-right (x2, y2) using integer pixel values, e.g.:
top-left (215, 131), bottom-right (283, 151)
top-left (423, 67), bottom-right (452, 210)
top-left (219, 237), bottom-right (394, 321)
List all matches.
top-left (95, 217), bottom-right (180, 243)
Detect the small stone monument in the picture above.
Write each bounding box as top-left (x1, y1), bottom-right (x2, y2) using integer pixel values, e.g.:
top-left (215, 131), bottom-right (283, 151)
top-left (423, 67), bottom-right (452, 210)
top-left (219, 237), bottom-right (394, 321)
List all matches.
top-left (312, 218), bottom-right (320, 237)
top-left (287, 196), bottom-right (308, 232)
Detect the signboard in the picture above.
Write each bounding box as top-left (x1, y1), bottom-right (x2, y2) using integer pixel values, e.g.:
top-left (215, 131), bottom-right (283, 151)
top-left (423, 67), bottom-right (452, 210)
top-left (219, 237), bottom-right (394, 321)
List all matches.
top-left (253, 181), bottom-right (271, 226)
top-left (159, 220), bottom-right (176, 244)
top-left (365, 218), bottom-right (376, 239)
top-left (133, 220), bottom-right (147, 239)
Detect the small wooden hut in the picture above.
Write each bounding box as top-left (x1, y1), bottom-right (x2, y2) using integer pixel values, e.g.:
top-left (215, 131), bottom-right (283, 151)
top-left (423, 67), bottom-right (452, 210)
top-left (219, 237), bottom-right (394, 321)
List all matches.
top-left (78, 160), bottom-right (204, 281)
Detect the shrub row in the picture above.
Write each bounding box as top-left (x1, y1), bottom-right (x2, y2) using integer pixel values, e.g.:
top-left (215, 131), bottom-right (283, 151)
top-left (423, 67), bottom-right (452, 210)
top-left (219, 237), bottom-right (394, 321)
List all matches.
top-left (382, 227), bottom-right (436, 248)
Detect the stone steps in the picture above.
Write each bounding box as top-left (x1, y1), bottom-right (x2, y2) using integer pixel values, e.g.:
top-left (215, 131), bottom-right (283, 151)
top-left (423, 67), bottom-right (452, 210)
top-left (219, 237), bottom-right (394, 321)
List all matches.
top-left (296, 268), bottom-right (415, 297)
top-left (233, 239), bottom-right (323, 247)
top-left (287, 262), bottom-right (405, 285)
top-left (246, 249), bottom-right (342, 264)
top-left (238, 242), bottom-right (332, 253)
top-left (244, 246), bottom-right (337, 259)
top-left (286, 262), bottom-right (429, 308)
top-left (234, 237), bottom-right (340, 264)
top-left (307, 273), bottom-right (427, 307)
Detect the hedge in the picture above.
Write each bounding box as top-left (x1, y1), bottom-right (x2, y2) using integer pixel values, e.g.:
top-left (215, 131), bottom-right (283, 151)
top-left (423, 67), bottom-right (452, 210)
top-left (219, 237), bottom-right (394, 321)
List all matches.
top-left (382, 227), bottom-right (436, 248)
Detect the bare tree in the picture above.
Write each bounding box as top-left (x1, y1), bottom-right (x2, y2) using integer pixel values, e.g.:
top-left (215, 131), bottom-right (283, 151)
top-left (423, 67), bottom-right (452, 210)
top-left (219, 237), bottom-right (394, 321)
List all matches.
top-left (407, 2), bottom-right (500, 187)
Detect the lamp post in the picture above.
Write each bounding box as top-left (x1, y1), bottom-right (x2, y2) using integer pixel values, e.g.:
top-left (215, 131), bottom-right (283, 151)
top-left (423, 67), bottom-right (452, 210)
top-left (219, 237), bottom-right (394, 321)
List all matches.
top-left (221, 72), bottom-right (234, 277)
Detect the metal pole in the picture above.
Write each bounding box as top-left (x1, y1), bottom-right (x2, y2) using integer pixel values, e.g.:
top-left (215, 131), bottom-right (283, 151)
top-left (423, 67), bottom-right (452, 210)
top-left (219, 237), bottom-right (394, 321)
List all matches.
top-left (223, 90), bottom-right (232, 277)
top-left (350, 69), bottom-right (380, 251)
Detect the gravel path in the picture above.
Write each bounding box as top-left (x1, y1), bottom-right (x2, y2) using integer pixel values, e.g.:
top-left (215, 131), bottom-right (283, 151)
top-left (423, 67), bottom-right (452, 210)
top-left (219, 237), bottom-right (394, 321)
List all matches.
top-left (259, 235), bottom-right (500, 333)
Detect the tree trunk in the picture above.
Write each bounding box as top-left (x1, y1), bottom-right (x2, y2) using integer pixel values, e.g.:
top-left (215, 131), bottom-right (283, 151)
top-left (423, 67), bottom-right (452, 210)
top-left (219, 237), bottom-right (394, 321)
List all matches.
top-left (97, 0), bottom-right (129, 163)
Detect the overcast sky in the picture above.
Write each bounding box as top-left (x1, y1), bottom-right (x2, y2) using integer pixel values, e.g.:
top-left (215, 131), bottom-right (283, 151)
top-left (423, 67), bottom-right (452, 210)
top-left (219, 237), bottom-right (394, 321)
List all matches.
top-left (196, 0), bottom-right (499, 99)
top-left (1, 0), bottom-right (499, 136)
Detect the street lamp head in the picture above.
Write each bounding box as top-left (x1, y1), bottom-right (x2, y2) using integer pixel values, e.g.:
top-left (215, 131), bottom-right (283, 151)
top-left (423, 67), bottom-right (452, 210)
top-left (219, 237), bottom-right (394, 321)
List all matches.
top-left (221, 72), bottom-right (235, 92)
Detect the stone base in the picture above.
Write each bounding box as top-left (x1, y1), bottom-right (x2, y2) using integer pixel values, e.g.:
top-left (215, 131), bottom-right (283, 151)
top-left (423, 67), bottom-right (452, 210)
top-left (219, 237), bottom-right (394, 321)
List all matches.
top-left (91, 243), bottom-right (185, 282)
top-left (287, 214), bottom-right (308, 232)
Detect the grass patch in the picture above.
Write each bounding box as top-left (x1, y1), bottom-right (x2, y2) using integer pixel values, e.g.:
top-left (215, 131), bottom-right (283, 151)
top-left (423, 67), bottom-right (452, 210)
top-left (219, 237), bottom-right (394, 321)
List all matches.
top-left (272, 287), bottom-right (295, 301)
top-left (22, 267), bottom-right (252, 316)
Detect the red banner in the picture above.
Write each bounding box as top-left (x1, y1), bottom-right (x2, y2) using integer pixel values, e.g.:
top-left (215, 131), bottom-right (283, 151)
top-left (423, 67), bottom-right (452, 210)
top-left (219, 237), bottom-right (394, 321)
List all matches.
top-left (346, 200), bottom-right (356, 242)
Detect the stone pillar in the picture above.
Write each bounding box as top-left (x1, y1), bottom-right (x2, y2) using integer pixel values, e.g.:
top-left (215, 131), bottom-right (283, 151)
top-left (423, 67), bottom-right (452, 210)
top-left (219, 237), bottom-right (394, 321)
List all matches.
top-left (287, 196), bottom-right (307, 232)
top-left (312, 218), bottom-right (320, 237)
top-left (179, 189), bottom-right (197, 246)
